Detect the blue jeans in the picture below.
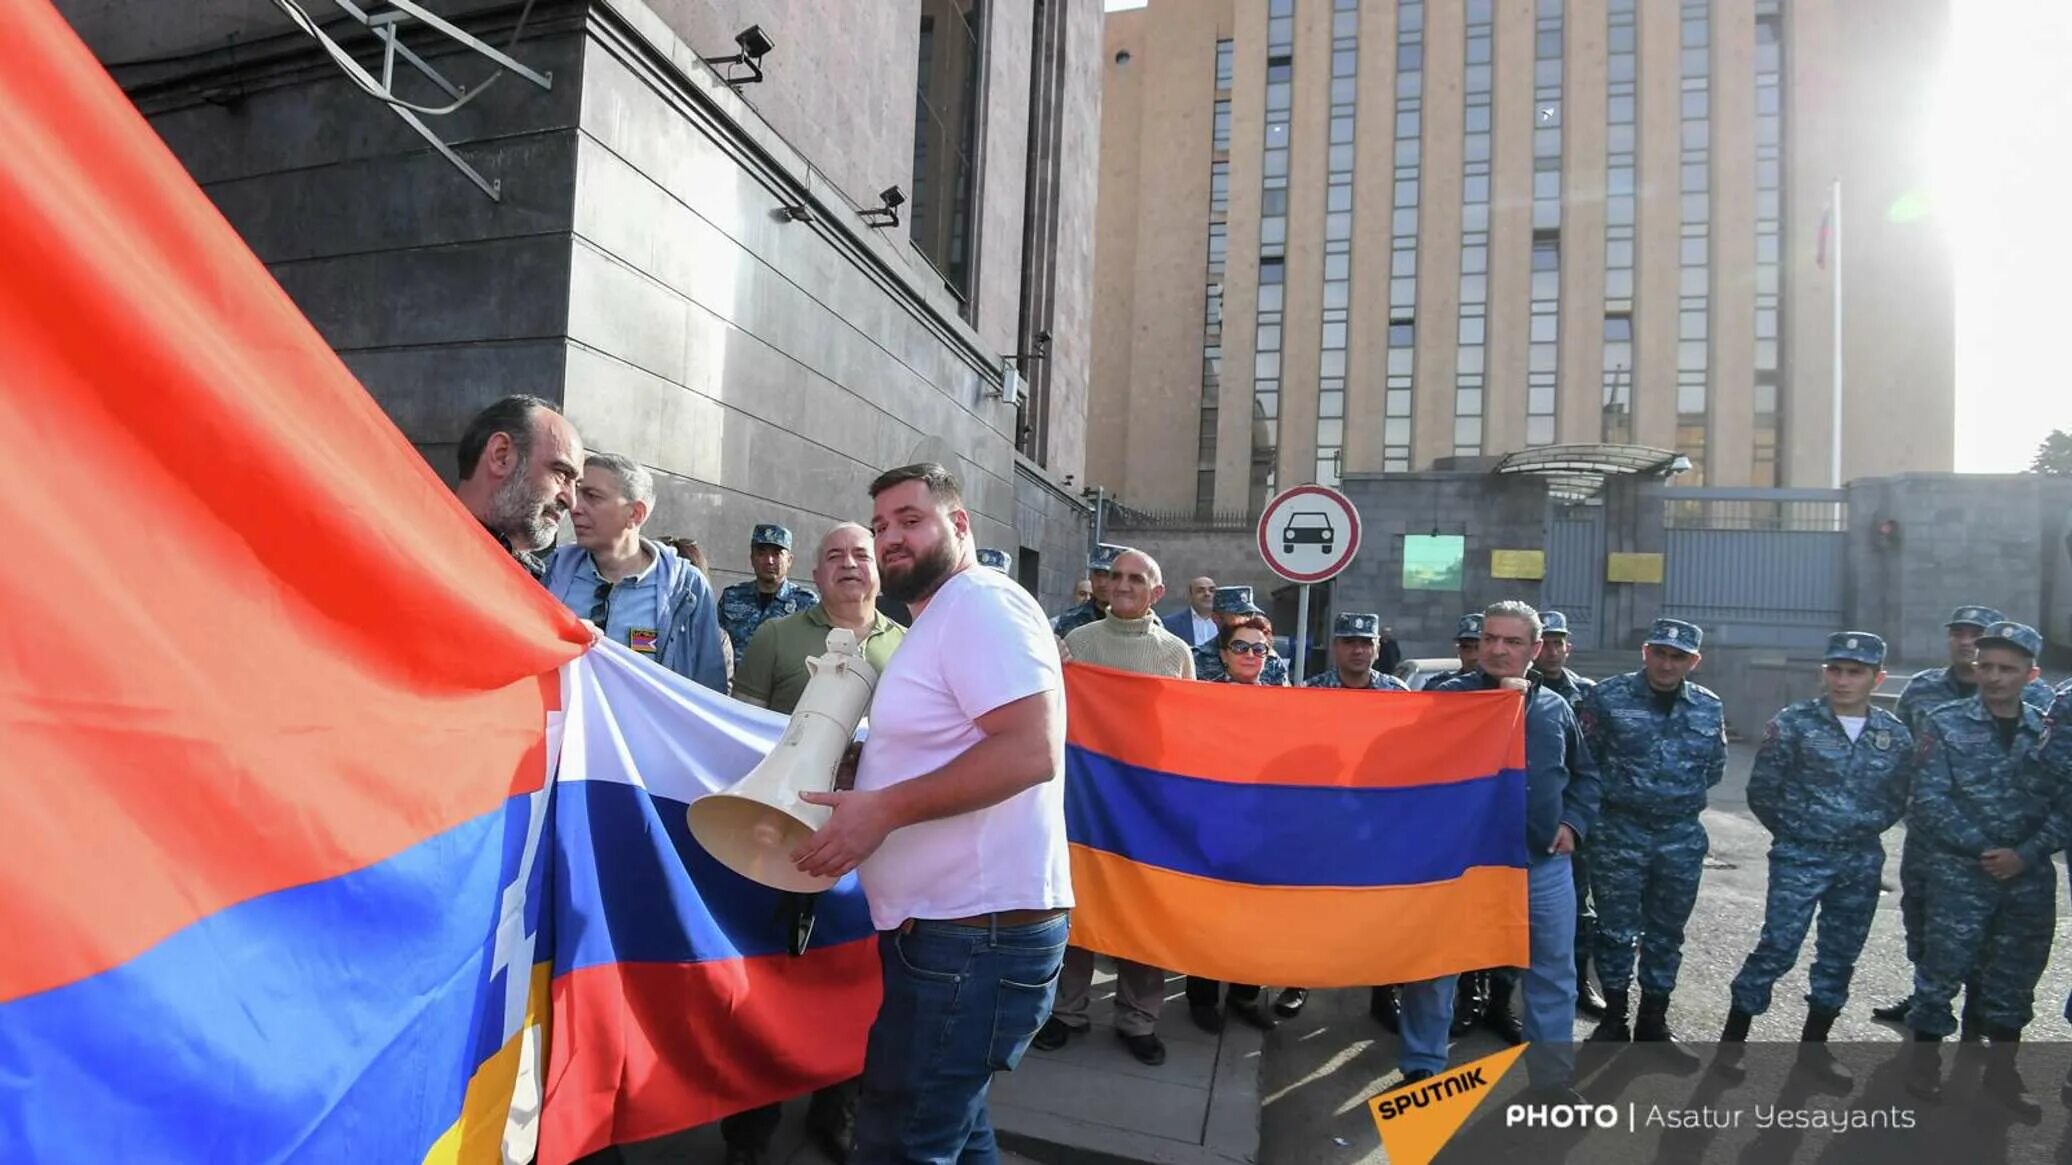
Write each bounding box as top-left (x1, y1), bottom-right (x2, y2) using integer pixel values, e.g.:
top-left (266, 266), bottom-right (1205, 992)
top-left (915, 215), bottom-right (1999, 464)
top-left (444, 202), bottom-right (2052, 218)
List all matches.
top-left (1399, 854), bottom-right (1577, 1085)
top-left (852, 913), bottom-right (1068, 1165)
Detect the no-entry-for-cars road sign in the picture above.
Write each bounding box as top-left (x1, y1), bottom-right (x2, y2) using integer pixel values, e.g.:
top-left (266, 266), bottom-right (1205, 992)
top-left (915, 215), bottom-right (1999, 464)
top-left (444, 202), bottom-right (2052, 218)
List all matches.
top-left (1257, 484), bottom-right (1361, 584)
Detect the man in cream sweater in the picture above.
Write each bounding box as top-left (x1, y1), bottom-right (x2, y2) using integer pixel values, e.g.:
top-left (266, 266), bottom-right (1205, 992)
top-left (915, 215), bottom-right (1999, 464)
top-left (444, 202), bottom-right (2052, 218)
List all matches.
top-left (1037, 548), bottom-right (1194, 1065)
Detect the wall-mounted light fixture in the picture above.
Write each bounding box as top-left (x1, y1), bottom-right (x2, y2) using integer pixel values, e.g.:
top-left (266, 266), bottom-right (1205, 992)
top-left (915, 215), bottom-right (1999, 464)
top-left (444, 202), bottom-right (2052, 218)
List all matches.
top-left (705, 24), bottom-right (774, 87)
top-left (775, 204), bottom-right (815, 223)
top-left (859, 186), bottom-right (905, 228)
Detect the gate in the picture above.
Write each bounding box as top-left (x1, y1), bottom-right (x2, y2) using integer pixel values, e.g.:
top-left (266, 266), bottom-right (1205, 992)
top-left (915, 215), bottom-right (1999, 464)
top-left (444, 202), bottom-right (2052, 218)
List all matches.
top-left (1661, 488), bottom-right (1847, 650)
top-left (1542, 502), bottom-right (1607, 649)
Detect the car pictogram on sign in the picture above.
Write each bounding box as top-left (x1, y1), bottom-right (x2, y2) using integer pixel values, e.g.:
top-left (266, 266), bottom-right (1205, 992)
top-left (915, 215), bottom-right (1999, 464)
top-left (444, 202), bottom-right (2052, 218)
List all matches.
top-left (1282, 511), bottom-right (1335, 555)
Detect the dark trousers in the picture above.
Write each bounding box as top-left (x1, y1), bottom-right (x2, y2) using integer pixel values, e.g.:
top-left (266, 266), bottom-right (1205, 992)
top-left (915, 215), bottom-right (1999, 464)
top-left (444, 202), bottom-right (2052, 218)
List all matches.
top-left (720, 1079), bottom-right (859, 1150)
top-left (1184, 977), bottom-right (1261, 1007)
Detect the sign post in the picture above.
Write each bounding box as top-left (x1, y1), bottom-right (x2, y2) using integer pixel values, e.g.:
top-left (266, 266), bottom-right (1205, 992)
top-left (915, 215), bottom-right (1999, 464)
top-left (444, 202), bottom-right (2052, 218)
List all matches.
top-left (1256, 485), bottom-right (1363, 684)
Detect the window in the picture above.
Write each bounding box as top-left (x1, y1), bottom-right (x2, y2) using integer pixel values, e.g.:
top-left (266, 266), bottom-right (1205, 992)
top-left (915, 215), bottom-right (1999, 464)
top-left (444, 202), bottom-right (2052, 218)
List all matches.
top-left (1752, 0), bottom-right (1785, 484)
top-left (910, 0), bottom-right (986, 304)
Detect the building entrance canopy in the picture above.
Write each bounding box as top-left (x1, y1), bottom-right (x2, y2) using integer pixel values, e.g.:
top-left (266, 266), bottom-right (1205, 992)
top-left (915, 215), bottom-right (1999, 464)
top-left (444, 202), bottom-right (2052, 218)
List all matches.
top-left (1491, 443), bottom-right (1690, 501)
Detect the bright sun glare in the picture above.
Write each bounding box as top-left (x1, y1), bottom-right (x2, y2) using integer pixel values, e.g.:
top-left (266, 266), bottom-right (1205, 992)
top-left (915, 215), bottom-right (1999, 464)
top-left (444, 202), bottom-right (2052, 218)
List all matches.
top-left (1906, 3), bottom-right (2065, 471)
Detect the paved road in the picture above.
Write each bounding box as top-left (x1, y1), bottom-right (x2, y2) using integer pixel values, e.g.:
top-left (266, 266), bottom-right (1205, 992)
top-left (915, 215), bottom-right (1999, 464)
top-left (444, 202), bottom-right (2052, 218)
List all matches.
top-left (1257, 748), bottom-right (2072, 1164)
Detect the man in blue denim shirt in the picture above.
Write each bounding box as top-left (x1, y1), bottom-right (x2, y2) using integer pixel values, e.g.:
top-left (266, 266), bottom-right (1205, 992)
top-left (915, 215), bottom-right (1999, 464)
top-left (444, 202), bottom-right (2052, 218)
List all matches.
top-left (1577, 618), bottom-right (1727, 1056)
top-left (1394, 601), bottom-right (1601, 1099)
top-left (539, 453), bottom-right (728, 692)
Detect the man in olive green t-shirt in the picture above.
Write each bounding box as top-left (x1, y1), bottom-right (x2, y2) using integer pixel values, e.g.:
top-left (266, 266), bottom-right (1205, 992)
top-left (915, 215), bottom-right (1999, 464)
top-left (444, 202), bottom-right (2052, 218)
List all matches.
top-left (735, 523), bottom-right (905, 714)
top-left (722, 522), bottom-right (902, 1162)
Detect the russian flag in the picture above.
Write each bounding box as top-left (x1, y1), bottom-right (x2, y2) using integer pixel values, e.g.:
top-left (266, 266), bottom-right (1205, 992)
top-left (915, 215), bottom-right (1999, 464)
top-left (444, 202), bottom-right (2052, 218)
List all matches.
top-left (1061, 664), bottom-right (1529, 986)
top-left (542, 642), bottom-right (879, 1161)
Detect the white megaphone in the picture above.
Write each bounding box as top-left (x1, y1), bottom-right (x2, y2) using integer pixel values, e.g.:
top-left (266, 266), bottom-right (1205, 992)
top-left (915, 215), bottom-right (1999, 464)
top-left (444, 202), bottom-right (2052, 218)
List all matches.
top-left (687, 628), bottom-right (879, 892)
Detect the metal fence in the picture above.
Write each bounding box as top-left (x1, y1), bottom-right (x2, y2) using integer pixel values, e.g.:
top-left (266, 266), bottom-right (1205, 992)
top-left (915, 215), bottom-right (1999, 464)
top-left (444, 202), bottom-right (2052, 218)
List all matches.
top-left (1660, 488), bottom-right (1848, 650)
top-left (1106, 505), bottom-right (1259, 532)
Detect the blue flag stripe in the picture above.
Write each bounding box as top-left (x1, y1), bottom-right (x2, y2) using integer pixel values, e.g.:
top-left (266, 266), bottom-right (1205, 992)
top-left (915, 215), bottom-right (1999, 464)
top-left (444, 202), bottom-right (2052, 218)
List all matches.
top-left (553, 779), bottom-right (876, 974)
top-left (1065, 746), bottom-right (1527, 887)
top-left (0, 794), bottom-right (539, 1163)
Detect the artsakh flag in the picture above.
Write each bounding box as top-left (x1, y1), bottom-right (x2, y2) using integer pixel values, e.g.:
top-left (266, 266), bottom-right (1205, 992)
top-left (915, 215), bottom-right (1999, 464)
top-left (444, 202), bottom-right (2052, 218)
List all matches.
top-left (1061, 664), bottom-right (1530, 987)
top-left (0, 3), bottom-right (876, 1161)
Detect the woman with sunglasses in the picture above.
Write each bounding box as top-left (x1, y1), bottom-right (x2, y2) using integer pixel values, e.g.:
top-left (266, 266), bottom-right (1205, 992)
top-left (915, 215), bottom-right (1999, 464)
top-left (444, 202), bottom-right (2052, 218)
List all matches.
top-left (1184, 614), bottom-right (1286, 1033)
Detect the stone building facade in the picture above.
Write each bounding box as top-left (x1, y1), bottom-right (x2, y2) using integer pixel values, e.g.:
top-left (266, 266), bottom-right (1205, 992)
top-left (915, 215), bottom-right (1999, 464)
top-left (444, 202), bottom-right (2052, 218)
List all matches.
top-left (58, 0), bottom-right (1102, 607)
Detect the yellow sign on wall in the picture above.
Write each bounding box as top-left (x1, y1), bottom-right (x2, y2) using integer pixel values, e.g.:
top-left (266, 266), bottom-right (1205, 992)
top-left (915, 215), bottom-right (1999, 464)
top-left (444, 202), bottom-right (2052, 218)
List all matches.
top-left (1606, 552), bottom-right (1666, 584)
top-left (1490, 550), bottom-right (1545, 580)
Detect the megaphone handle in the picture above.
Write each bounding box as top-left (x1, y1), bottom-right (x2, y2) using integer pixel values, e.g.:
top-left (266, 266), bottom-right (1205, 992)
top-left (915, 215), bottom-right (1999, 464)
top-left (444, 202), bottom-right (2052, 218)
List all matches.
top-left (780, 891), bottom-right (818, 957)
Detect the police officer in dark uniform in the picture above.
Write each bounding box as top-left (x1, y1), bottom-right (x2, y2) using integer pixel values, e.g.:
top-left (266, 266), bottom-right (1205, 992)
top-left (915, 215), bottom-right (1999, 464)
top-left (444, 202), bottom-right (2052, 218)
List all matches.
top-left (718, 523), bottom-right (819, 660)
top-left (1577, 617), bottom-right (1727, 1055)
top-left (1533, 611), bottom-right (1603, 1017)
top-left (1721, 632), bottom-right (1911, 1089)
top-left (1870, 604), bottom-right (2055, 1025)
top-left (1903, 622), bottom-right (2062, 1114)
top-left (1428, 614), bottom-right (1485, 687)
top-left (1053, 543), bottom-right (1124, 635)
top-left (1305, 612), bottom-right (1412, 691)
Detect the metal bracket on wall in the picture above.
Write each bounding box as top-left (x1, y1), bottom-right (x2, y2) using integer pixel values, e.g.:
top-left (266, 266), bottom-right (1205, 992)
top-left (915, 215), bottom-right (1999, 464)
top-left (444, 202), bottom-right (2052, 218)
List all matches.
top-left (280, 0), bottom-right (553, 200)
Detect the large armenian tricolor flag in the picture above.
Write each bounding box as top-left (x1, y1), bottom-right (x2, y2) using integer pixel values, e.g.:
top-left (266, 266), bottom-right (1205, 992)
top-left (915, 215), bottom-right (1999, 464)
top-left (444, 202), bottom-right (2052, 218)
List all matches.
top-left (1061, 663), bottom-right (1529, 987)
top-left (0, 3), bottom-right (875, 1161)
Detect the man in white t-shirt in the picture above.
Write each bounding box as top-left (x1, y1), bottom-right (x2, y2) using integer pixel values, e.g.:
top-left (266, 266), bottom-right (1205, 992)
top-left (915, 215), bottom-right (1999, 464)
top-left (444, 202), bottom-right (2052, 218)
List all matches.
top-left (792, 462), bottom-right (1071, 1165)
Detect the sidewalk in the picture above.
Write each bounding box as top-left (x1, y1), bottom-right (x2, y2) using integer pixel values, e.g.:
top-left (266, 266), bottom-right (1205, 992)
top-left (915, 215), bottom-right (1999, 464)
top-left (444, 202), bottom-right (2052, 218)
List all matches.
top-left (992, 961), bottom-right (1263, 1165)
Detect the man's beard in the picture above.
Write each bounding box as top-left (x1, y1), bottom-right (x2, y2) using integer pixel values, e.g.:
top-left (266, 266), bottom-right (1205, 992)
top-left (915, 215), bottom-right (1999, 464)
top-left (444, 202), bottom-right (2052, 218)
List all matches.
top-left (882, 536), bottom-right (958, 604)
top-left (486, 469), bottom-right (562, 552)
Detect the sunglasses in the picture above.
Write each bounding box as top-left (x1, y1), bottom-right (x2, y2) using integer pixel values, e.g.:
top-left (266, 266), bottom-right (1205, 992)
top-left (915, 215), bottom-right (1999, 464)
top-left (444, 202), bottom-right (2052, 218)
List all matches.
top-left (1224, 641), bottom-right (1271, 657)
top-left (589, 579), bottom-right (615, 628)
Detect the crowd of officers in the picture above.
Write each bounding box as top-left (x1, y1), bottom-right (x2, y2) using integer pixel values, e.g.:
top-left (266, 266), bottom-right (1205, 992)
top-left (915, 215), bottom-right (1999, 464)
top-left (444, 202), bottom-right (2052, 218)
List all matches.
top-left (451, 394), bottom-right (2072, 1128)
top-left (1039, 540), bottom-right (2072, 1111)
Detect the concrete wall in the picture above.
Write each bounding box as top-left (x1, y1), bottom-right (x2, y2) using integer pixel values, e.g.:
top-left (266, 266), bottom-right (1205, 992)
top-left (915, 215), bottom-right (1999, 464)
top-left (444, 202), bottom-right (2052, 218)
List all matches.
top-left (86, 5), bottom-right (591, 476)
top-left (1328, 471), bottom-right (1553, 658)
top-left (1845, 473), bottom-right (2072, 666)
top-left (58, 0), bottom-right (1097, 611)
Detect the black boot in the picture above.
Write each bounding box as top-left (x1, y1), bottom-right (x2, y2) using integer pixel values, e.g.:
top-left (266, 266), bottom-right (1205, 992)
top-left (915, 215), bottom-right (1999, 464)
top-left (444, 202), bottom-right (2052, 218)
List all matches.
top-left (1451, 971), bottom-right (1490, 1038)
top-left (1714, 1006), bottom-right (1753, 1081)
top-left (1482, 973), bottom-right (1525, 1045)
top-left (1370, 985), bottom-right (1402, 1034)
top-left (1576, 951), bottom-right (1607, 1018)
top-left (1589, 987), bottom-right (1631, 1041)
top-left (1983, 1024), bottom-right (2042, 1123)
top-left (1634, 991), bottom-right (1700, 1066)
top-left (1869, 997), bottom-right (1910, 1022)
top-left (1795, 1007), bottom-right (1853, 1092)
top-left (1575, 921), bottom-right (1606, 1017)
top-left (1905, 1031), bottom-right (1943, 1102)
top-left (1273, 987), bottom-right (1309, 1018)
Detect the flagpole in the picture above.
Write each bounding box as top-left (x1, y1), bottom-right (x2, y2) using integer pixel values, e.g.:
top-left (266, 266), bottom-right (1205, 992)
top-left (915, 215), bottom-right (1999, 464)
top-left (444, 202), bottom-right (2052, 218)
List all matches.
top-left (1830, 178), bottom-right (1843, 488)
